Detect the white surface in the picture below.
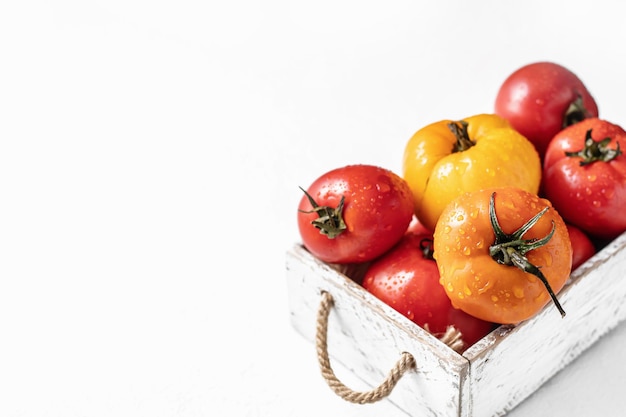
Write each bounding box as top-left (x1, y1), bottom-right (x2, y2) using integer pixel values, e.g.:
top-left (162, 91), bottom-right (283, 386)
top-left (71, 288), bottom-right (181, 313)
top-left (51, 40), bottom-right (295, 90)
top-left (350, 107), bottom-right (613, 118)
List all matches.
top-left (1, 1), bottom-right (625, 416)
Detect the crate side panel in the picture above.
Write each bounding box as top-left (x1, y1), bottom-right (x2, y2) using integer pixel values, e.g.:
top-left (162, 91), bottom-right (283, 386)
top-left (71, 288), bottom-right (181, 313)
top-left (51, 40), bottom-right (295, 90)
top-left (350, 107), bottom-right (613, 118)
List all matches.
top-left (466, 232), bottom-right (626, 417)
top-left (286, 245), bottom-right (469, 417)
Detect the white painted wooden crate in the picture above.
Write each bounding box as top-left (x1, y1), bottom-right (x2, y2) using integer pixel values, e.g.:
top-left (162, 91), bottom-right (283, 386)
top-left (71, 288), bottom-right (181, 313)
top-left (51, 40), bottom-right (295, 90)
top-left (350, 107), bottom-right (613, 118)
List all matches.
top-left (285, 231), bottom-right (626, 417)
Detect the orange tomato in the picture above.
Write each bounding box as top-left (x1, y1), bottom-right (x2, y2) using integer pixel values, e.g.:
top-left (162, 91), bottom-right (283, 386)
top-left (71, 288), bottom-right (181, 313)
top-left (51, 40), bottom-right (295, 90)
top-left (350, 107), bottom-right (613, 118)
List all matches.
top-left (433, 187), bottom-right (572, 324)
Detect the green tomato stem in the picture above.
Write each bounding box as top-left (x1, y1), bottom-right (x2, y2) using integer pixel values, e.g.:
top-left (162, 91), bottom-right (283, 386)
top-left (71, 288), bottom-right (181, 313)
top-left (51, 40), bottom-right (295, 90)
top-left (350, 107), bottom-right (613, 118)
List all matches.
top-left (563, 95), bottom-right (590, 128)
top-left (448, 120), bottom-right (476, 153)
top-left (298, 187), bottom-right (347, 239)
top-left (565, 129), bottom-right (622, 166)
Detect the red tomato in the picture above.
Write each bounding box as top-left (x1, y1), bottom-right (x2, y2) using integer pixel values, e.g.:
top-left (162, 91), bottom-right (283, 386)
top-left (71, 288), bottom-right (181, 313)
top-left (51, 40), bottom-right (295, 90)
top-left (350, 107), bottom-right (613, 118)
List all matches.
top-left (406, 215), bottom-right (433, 235)
top-left (543, 118), bottom-right (626, 240)
top-left (297, 164), bottom-right (414, 264)
top-left (566, 224), bottom-right (596, 270)
top-left (495, 62), bottom-right (598, 158)
top-left (362, 231), bottom-right (495, 351)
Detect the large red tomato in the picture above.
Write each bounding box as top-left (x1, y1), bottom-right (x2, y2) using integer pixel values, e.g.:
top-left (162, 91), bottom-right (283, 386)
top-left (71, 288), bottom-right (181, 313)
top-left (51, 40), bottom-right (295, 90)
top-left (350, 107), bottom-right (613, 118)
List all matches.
top-left (297, 164), bottom-right (414, 264)
top-left (363, 231), bottom-right (495, 351)
top-left (543, 118), bottom-right (626, 240)
top-left (495, 62), bottom-right (598, 158)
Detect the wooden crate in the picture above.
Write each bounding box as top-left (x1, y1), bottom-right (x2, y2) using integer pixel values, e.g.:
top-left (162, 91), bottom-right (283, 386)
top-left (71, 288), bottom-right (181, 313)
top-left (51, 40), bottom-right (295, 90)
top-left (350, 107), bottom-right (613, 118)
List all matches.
top-left (285, 231), bottom-right (626, 417)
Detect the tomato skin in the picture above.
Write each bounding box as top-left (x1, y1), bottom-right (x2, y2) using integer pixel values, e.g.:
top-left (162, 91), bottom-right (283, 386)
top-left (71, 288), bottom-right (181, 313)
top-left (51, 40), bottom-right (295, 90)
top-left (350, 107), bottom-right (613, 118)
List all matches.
top-left (542, 118), bottom-right (626, 240)
top-left (362, 231), bottom-right (494, 350)
top-left (406, 215), bottom-right (433, 235)
top-left (297, 164), bottom-right (414, 264)
top-left (433, 187), bottom-right (572, 324)
top-left (403, 113), bottom-right (541, 232)
top-left (566, 224), bottom-right (596, 270)
top-left (495, 62), bottom-right (598, 158)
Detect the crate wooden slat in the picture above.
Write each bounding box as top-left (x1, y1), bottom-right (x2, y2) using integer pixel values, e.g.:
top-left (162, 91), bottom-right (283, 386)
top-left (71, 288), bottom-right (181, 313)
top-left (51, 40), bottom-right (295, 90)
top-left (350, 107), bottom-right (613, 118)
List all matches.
top-left (286, 231), bottom-right (626, 417)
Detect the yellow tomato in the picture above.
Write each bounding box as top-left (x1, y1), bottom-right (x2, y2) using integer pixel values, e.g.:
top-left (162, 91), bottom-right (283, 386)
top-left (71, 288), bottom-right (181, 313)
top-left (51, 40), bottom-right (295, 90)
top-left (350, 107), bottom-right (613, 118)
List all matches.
top-left (402, 114), bottom-right (541, 232)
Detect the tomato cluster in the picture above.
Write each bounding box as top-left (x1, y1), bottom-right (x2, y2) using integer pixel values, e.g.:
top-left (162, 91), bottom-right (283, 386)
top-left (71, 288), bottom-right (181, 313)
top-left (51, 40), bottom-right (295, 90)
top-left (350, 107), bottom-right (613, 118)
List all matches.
top-left (296, 61), bottom-right (624, 352)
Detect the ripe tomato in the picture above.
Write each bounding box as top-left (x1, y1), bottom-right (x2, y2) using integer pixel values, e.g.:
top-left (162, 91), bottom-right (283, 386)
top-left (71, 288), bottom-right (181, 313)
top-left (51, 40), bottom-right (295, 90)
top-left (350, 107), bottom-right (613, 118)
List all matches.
top-left (433, 187), bottom-right (572, 324)
top-left (402, 113), bottom-right (541, 232)
top-left (542, 118), bottom-right (626, 240)
top-left (495, 61), bottom-right (598, 158)
top-left (406, 215), bottom-right (433, 235)
top-left (297, 164), bottom-right (414, 264)
top-left (362, 231), bottom-right (495, 351)
top-left (566, 224), bottom-right (596, 270)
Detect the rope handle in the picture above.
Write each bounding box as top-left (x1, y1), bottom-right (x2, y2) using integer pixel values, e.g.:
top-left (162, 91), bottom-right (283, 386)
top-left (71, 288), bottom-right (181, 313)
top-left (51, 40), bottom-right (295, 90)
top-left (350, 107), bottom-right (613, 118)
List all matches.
top-left (315, 291), bottom-right (416, 404)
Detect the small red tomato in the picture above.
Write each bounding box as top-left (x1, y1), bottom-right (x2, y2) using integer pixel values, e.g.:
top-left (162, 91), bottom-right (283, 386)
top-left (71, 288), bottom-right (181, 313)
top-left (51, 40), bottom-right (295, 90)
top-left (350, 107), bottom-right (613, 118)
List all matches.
top-left (566, 224), bottom-right (596, 270)
top-left (297, 164), bottom-right (414, 264)
top-left (495, 62), bottom-right (598, 158)
top-left (543, 118), bottom-right (626, 240)
top-left (363, 231), bottom-right (495, 351)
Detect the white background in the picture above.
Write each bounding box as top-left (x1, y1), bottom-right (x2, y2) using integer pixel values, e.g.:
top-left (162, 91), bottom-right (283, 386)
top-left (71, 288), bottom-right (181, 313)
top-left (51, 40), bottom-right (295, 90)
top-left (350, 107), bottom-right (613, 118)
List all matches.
top-left (1, 1), bottom-right (626, 416)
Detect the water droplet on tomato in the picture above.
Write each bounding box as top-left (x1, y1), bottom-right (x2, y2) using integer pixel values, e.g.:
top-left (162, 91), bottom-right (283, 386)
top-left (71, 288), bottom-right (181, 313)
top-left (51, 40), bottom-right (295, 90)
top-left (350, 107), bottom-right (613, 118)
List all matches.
top-left (592, 200), bottom-right (601, 208)
top-left (464, 285), bottom-right (472, 296)
top-left (470, 209), bottom-right (479, 219)
top-left (536, 98), bottom-right (545, 106)
top-left (443, 225), bottom-right (452, 234)
top-left (446, 282), bottom-right (454, 293)
top-left (491, 295), bottom-right (499, 302)
top-left (463, 246), bottom-right (471, 255)
top-left (477, 279), bottom-right (491, 294)
top-left (585, 187), bottom-right (593, 195)
top-left (376, 182), bottom-right (391, 193)
top-left (407, 310), bottom-right (415, 321)
top-left (513, 286), bottom-right (525, 299)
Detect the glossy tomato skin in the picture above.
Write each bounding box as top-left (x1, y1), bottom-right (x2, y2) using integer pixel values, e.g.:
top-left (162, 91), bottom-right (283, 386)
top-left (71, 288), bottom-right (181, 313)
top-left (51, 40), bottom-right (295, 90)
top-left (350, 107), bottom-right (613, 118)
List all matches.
top-left (298, 164), bottom-right (414, 264)
top-left (403, 113), bottom-right (541, 232)
top-left (495, 62), bottom-right (598, 158)
top-left (433, 187), bottom-right (572, 324)
top-left (566, 224), bottom-right (596, 270)
top-left (543, 118), bottom-right (626, 240)
top-left (362, 231), bottom-right (494, 350)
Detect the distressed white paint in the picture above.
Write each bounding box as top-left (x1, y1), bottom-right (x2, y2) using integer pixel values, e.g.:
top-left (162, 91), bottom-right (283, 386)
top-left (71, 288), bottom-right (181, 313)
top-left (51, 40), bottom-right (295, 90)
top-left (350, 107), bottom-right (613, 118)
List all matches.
top-left (285, 231), bottom-right (626, 417)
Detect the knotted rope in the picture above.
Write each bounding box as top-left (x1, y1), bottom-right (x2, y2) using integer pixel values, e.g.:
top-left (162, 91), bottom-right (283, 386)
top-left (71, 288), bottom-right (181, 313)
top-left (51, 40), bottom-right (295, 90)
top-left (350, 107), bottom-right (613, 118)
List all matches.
top-left (315, 291), bottom-right (416, 404)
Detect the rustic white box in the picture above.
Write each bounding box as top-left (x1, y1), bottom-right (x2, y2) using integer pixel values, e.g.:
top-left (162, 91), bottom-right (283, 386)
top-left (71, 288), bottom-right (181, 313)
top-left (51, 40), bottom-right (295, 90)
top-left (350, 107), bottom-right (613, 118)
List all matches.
top-left (286, 231), bottom-right (626, 417)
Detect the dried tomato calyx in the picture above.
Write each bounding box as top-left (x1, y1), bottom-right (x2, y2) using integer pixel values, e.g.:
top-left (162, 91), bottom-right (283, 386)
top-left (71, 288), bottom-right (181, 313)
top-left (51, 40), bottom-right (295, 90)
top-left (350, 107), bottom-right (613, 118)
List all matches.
top-left (487, 192), bottom-right (566, 318)
top-left (565, 128), bottom-right (622, 166)
top-left (563, 95), bottom-right (590, 128)
top-left (448, 120), bottom-right (476, 152)
top-left (298, 187), bottom-right (347, 239)
top-left (420, 238), bottom-right (435, 260)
